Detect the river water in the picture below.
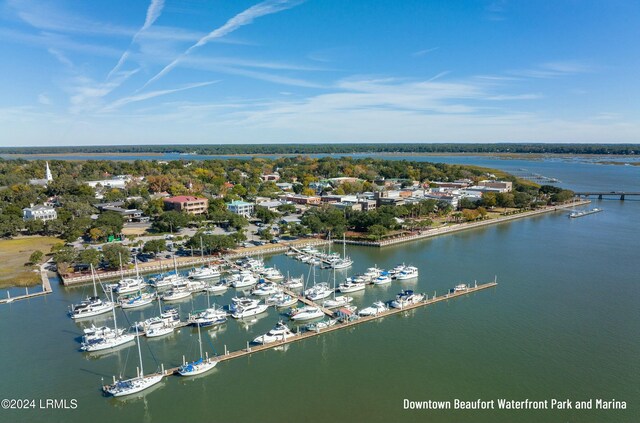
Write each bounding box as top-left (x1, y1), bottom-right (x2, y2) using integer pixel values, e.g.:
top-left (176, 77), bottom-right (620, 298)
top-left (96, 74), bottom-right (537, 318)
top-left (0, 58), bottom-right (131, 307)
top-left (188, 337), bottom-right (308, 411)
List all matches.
top-left (0, 156), bottom-right (638, 423)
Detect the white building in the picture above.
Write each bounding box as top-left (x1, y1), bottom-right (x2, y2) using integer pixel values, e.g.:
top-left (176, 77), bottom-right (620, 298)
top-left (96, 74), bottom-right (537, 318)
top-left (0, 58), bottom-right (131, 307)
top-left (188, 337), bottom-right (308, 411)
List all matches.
top-left (227, 200), bottom-right (255, 218)
top-left (23, 204), bottom-right (57, 221)
top-left (85, 175), bottom-right (131, 189)
top-left (29, 162), bottom-right (54, 186)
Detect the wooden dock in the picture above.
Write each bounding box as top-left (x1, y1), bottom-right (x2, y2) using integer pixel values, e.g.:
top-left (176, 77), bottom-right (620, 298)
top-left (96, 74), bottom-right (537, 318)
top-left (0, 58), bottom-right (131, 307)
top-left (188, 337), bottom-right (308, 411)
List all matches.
top-left (159, 281), bottom-right (497, 376)
top-left (0, 263), bottom-right (53, 305)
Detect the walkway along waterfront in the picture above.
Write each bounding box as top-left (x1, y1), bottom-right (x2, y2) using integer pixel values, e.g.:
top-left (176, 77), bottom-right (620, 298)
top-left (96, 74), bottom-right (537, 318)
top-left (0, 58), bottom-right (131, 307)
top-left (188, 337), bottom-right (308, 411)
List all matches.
top-left (337, 200), bottom-right (592, 248)
top-left (0, 262), bottom-right (53, 304)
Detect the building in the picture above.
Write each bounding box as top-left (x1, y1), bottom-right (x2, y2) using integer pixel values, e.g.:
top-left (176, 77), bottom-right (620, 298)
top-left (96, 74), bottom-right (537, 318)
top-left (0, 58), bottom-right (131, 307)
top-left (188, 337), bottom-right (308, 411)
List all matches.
top-left (478, 180), bottom-right (513, 192)
top-left (29, 162), bottom-right (54, 186)
top-left (261, 173), bottom-right (280, 182)
top-left (96, 203), bottom-right (146, 222)
top-left (275, 182), bottom-right (293, 191)
top-left (163, 196), bottom-right (209, 215)
top-left (227, 200), bottom-right (255, 218)
top-left (23, 204), bottom-right (57, 221)
top-left (256, 200), bottom-right (283, 212)
top-left (85, 175), bottom-right (131, 189)
top-left (281, 194), bottom-right (321, 205)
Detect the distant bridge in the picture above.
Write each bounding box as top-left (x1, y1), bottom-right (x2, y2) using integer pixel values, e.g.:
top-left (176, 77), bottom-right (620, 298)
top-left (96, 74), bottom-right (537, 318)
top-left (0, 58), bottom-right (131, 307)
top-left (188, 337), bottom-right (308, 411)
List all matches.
top-left (574, 192), bottom-right (640, 200)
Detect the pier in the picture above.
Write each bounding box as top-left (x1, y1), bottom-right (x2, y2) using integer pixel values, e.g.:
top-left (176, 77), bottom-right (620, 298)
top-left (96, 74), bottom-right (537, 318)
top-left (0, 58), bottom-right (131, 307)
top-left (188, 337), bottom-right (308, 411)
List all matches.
top-left (159, 280), bottom-right (498, 375)
top-left (0, 263), bottom-right (53, 305)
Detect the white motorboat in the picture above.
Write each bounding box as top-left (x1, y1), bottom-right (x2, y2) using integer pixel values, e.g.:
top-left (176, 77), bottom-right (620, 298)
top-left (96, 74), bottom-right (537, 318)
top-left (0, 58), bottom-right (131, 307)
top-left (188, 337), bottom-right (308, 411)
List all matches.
top-left (188, 307), bottom-right (227, 327)
top-left (81, 292), bottom-right (135, 352)
top-left (274, 294), bottom-right (298, 308)
top-left (395, 266), bottom-right (419, 280)
top-left (187, 279), bottom-right (208, 292)
top-left (373, 272), bottom-right (392, 285)
top-left (251, 281), bottom-right (281, 296)
top-left (358, 301), bottom-right (389, 316)
top-left (305, 318), bottom-right (337, 331)
top-left (453, 283), bottom-right (469, 292)
top-left (261, 267), bottom-right (284, 282)
top-left (282, 275), bottom-right (304, 290)
top-left (161, 283), bottom-right (192, 302)
top-left (150, 272), bottom-right (186, 290)
top-left (304, 282), bottom-right (333, 301)
top-left (82, 325), bottom-right (124, 344)
top-left (178, 324), bottom-right (218, 376)
top-left (253, 321), bottom-right (295, 344)
top-left (205, 280), bottom-right (228, 294)
top-left (145, 320), bottom-right (175, 338)
top-left (119, 291), bottom-right (156, 309)
top-left (290, 306), bottom-right (324, 321)
top-left (388, 263), bottom-right (406, 278)
top-left (103, 327), bottom-right (163, 396)
top-left (112, 277), bottom-right (146, 295)
top-left (363, 266), bottom-right (382, 281)
top-left (390, 290), bottom-right (425, 309)
top-left (70, 264), bottom-right (114, 319)
top-left (230, 299), bottom-right (269, 319)
top-left (230, 272), bottom-right (258, 288)
top-left (322, 296), bottom-right (353, 309)
top-left (136, 306), bottom-right (180, 332)
top-left (189, 266), bottom-right (221, 280)
top-left (337, 280), bottom-right (366, 293)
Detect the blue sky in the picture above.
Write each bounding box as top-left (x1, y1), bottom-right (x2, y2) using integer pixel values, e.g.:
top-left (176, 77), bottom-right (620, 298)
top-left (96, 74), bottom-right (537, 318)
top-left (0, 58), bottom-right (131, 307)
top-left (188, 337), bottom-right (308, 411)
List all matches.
top-left (0, 0), bottom-right (638, 146)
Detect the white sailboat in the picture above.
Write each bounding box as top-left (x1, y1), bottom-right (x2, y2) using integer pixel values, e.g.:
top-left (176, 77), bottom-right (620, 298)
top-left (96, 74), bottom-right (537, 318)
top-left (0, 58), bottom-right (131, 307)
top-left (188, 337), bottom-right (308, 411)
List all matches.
top-left (188, 237), bottom-right (222, 280)
top-left (330, 234), bottom-right (353, 269)
top-left (69, 264), bottom-right (114, 319)
top-left (81, 291), bottom-right (135, 352)
top-left (322, 268), bottom-right (353, 309)
top-left (144, 298), bottom-right (177, 338)
top-left (119, 290), bottom-right (156, 309)
top-left (102, 327), bottom-right (163, 396)
top-left (177, 324), bottom-right (217, 376)
top-left (112, 255), bottom-right (146, 295)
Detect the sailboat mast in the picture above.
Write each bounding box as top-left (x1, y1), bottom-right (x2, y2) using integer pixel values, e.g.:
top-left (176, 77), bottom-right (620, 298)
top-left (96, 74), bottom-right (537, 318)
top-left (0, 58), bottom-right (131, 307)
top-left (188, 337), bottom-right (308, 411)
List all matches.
top-left (119, 253), bottom-right (123, 279)
top-left (134, 256), bottom-right (140, 279)
top-left (200, 237), bottom-right (204, 259)
top-left (135, 326), bottom-right (144, 377)
top-left (332, 267), bottom-right (336, 300)
top-left (110, 290), bottom-right (118, 333)
top-left (197, 323), bottom-right (203, 359)
top-left (91, 263), bottom-right (97, 297)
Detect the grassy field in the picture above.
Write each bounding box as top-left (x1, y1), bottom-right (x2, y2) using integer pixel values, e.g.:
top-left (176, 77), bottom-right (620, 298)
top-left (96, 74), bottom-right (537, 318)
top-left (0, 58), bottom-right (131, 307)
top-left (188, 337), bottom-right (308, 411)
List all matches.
top-left (0, 236), bottom-right (62, 288)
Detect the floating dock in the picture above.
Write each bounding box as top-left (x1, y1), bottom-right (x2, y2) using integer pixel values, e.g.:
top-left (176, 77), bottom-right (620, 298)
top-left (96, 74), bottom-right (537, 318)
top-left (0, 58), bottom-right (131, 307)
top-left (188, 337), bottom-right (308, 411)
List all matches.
top-left (159, 280), bottom-right (497, 376)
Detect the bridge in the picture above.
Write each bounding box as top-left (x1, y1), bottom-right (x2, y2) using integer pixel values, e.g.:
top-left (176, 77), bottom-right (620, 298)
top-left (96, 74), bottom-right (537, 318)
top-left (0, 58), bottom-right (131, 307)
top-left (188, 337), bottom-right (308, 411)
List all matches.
top-left (574, 191), bottom-right (640, 200)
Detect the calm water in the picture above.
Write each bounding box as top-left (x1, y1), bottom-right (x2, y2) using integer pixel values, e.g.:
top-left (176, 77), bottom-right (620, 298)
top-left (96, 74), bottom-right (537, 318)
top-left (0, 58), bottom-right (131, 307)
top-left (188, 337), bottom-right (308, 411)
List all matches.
top-left (0, 158), bottom-right (638, 423)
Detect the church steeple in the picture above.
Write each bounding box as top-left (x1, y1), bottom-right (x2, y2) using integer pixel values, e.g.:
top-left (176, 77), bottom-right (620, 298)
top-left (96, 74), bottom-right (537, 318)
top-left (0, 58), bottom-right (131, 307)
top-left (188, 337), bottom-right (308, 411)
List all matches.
top-left (45, 162), bottom-right (53, 182)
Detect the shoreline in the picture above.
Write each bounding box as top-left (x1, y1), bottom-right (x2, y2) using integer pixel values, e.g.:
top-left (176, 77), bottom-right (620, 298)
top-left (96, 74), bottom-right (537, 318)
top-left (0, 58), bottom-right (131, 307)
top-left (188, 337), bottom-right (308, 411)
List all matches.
top-left (338, 199), bottom-right (592, 248)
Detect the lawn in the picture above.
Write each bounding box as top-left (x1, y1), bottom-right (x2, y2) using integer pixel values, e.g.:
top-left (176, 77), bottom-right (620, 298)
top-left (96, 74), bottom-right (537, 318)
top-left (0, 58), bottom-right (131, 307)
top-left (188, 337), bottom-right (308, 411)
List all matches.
top-left (0, 236), bottom-right (62, 288)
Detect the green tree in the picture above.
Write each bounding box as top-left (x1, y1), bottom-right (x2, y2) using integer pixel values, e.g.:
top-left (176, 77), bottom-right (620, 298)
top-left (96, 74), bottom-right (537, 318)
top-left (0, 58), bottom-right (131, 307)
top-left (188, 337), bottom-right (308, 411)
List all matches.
top-left (152, 211), bottom-right (189, 233)
top-left (29, 250), bottom-right (44, 264)
top-left (102, 243), bottom-right (131, 269)
top-left (255, 206), bottom-right (279, 224)
top-left (276, 203), bottom-right (296, 214)
top-left (93, 211), bottom-right (124, 237)
top-left (367, 224), bottom-right (387, 241)
top-left (143, 239), bottom-right (167, 254)
top-left (0, 214), bottom-right (22, 238)
top-left (53, 246), bottom-right (77, 274)
top-left (78, 248), bottom-right (102, 268)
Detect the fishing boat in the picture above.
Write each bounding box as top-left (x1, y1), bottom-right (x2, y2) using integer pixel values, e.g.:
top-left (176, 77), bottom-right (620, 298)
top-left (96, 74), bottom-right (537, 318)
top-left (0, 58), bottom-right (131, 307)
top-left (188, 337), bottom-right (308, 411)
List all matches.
top-left (102, 327), bottom-right (163, 396)
top-left (69, 264), bottom-right (114, 319)
top-left (395, 266), bottom-right (419, 280)
top-left (178, 324), bottom-right (218, 376)
top-left (390, 290), bottom-right (425, 309)
top-left (290, 306), bottom-right (324, 321)
top-left (252, 321), bottom-right (295, 344)
top-left (119, 291), bottom-right (156, 309)
top-left (81, 292), bottom-right (135, 352)
top-left (358, 301), bottom-right (389, 316)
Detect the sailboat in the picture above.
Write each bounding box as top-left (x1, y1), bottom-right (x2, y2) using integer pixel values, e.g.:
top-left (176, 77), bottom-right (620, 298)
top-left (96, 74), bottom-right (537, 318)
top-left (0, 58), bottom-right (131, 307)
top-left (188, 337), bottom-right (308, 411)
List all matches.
top-left (145, 298), bottom-right (177, 338)
top-left (81, 291), bottom-right (135, 352)
top-left (188, 237), bottom-right (221, 280)
top-left (69, 264), bottom-right (114, 319)
top-left (187, 291), bottom-right (227, 327)
top-left (322, 268), bottom-right (353, 309)
top-left (177, 324), bottom-right (217, 376)
top-left (304, 264), bottom-right (333, 301)
top-left (102, 327), bottom-right (163, 396)
top-left (112, 255), bottom-right (146, 295)
top-left (330, 234), bottom-right (353, 269)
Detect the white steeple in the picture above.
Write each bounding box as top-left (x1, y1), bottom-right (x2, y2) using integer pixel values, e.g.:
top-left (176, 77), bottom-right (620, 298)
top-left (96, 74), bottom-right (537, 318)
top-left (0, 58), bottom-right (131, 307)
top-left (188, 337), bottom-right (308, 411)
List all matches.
top-left (45, 162), bottom-right (53, 182)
